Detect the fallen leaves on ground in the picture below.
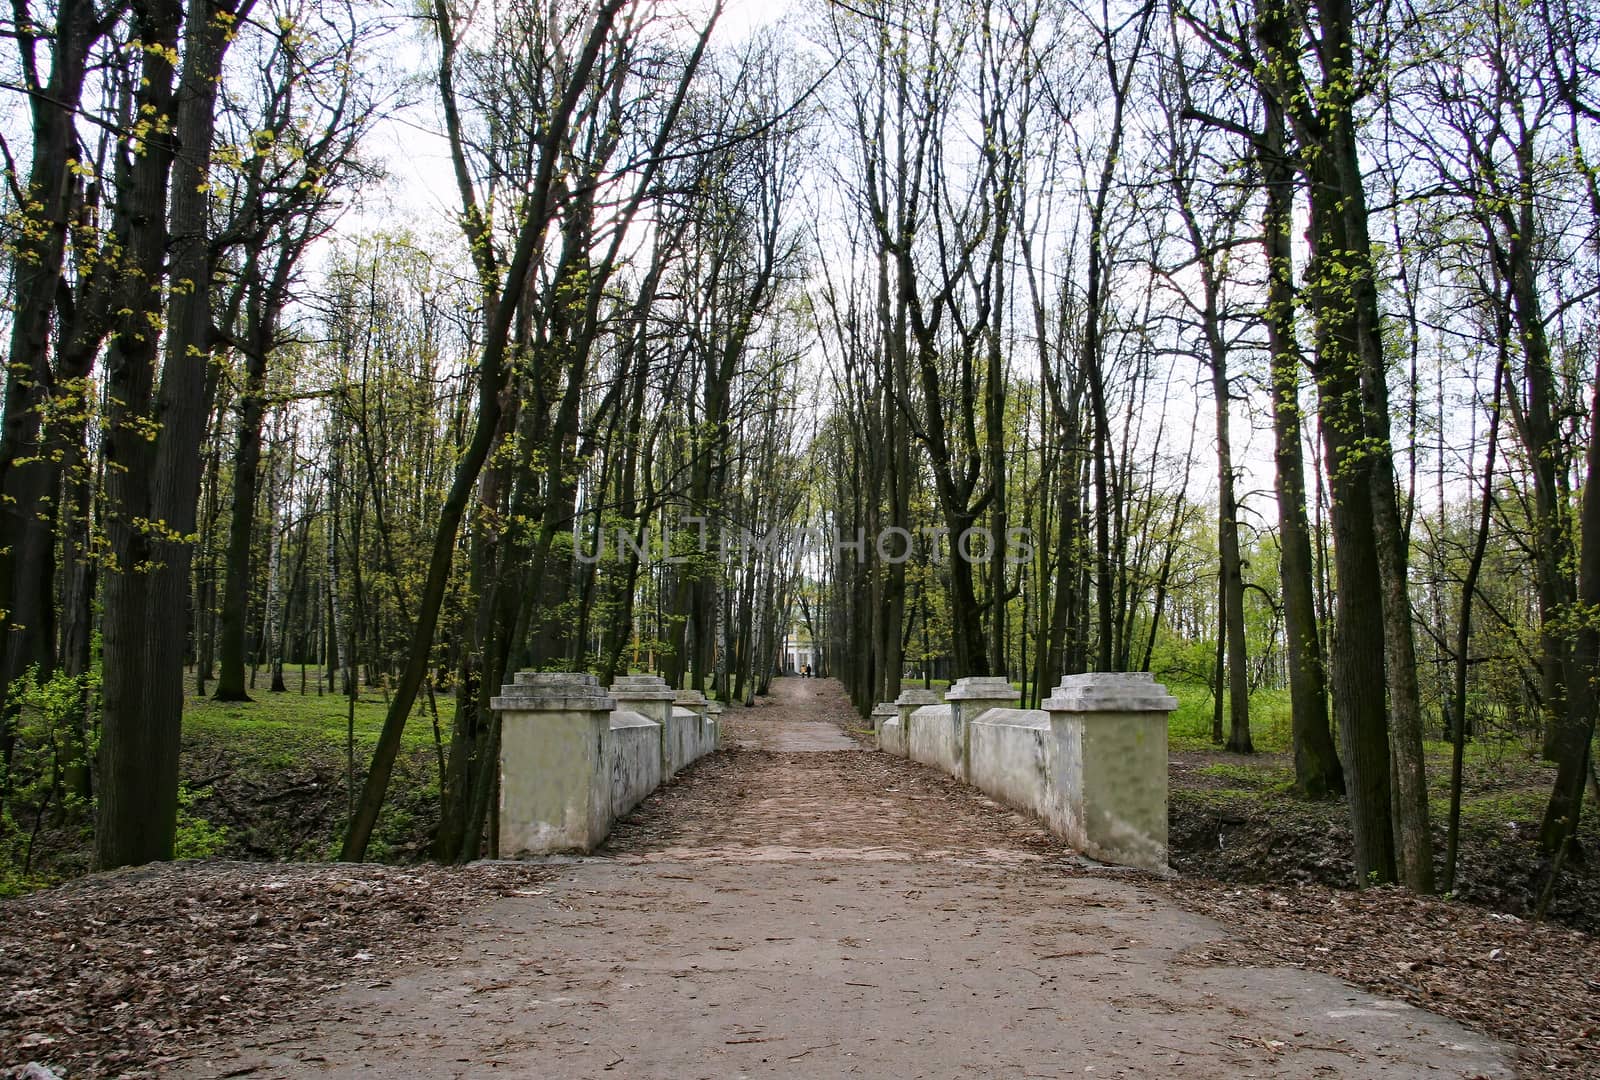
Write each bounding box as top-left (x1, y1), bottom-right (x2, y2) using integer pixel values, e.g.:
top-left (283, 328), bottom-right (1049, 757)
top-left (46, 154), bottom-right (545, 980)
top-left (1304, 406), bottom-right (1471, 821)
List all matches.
top-left (1168, 750), bottom-right (1600, 934)
top-left (0, 860), bottom-right (549, 1079)
top-left (1165, 878), bottom-right (1600, 1078)
top-left (607, 746), bottom-right (1065, 857)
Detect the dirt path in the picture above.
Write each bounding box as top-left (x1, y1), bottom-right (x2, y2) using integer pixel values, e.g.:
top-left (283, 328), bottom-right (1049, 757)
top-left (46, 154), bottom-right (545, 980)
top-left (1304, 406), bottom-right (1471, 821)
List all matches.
top-left (182, 678), bottom-right (1514, 1079)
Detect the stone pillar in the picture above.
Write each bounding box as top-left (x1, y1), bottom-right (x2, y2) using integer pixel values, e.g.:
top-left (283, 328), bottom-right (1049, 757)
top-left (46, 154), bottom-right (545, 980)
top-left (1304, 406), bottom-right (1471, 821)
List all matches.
top-left (1042, 671), bottom-right (1176, 872)
top-left (610, 674), bottom-right (676, 776)
top-left (945, 676), bottom-right (1021, 782)
top-left (705, 700), bottom-right (724, 754)
top-left (671, 688), bottom-right (710, 775)
top-left (870, 702), bottom-right (898, 744)
top-left (492, 671), bottom-right (616, 855)
top-left (894, 687), bottom-right (940, 742)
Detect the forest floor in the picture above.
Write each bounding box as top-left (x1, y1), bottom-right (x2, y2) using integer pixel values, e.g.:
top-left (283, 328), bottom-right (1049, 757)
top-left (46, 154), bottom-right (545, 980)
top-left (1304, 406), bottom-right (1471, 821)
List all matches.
top-left (1167, 743), bottom-right (1600, 933)
top-left (5, 677), bottom-right (1580, 1079)
top-left (13, 671), bottom-right (1596, 942)
top-left (2, 678), bottom-right (1594, 1077)
top-left (4, 679), bottom-right (442, 896)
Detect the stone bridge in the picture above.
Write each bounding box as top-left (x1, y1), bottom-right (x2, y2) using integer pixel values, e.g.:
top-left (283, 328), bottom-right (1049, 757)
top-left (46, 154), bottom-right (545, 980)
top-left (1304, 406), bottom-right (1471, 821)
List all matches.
top-left (191, 675), bottom-right (1515, 1078)
top-left (495, 669), bottom-right (1173, 874)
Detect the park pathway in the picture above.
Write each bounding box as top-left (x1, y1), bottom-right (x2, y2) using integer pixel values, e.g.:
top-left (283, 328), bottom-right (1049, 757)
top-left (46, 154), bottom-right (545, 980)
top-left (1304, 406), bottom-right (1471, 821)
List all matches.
top-left (184, 678), bottom-right (1514, 1079)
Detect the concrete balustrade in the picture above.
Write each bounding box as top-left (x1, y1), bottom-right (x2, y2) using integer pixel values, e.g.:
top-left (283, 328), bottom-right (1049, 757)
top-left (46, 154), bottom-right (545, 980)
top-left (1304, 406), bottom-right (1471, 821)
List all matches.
top-left (871, 670), bottom-right (1175, 872)
top-left (907, 701), bottom-right (958, 773)
top-left (1043, 672), bottom-right (1175, 872)
top-left (611, 674), bottom-right (677, 781)
top-left (495, 672), bottom-right (721, 855)
top-left (607, 708), bottom-right (663, 821)
top-left (494, 666), bottom-right (1171, 869)
top-left (492, 672), bottom-right (617, 855)
top-left (882, 688), bottom-right (936, 759)
top-left (968, 707), bottom-right (1052, 822)
top-left (673, 688), bottom-right (714, 773)
top-left (876, 700), bottom-right (902, 752)
top-left (944, 676), bottom-right (1022, 782)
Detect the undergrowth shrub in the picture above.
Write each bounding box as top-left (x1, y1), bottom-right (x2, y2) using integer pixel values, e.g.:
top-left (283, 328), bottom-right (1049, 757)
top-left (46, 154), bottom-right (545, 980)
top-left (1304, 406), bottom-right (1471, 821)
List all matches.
top-left (1, 667), bottom-right (97, 893)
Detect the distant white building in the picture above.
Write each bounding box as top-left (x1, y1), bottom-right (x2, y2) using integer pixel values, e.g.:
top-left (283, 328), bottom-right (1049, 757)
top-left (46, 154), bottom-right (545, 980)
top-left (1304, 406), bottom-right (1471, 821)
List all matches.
top-left (782, 631), bottom-right (817, 674)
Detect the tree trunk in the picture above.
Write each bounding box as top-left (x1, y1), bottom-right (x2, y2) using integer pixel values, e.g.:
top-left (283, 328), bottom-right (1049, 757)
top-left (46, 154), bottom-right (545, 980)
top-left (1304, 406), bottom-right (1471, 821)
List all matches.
top-left (1211, 569), bottom-right (1226, 745)
top-left (98, 0), bottom-right (246, 868)
top-left (341, 0), bottom-right (631, 862)
top-left (1539, 362), bottom-right (1600, 854)
top-left (1335, 133), bottom-right (1432, 892)
top-left (1210, 313), bottom-right (1252, 754)
top-left (214, 284), bottom-right (271, 700)
top-left (0, 0), bottom-right (103, 785)
top-left (1253, 0), bottom-right (1400, 886)
top-left (1304, 163), bottom-right (1400, 886)
top-left (1445, 353), bottom-right (1503, 890)
top-left (1261, 104), bottom-right (1343, 797)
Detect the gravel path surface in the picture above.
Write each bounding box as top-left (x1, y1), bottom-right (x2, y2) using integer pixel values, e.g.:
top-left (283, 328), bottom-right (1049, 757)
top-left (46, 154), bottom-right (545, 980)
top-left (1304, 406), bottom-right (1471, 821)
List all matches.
top-left (177, 677), bottom-right (1516, 1079)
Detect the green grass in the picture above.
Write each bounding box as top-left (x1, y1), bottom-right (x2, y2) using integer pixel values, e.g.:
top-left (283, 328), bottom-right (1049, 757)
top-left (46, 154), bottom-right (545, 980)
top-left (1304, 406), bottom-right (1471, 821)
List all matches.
top-left (1, 675), bottom-right (436, 894)
top-left (1420, 732), bottom-right (1539, 774)
top-left (183, 675), bottom-right (440, 764)
top-left (1180, 786), bottom-right (1277, 807)
top-left (1164, 678), bottom-right (1573, 834)
top-left (1430, 788), bottom-right (1550, 828)
top-left (1196, 761), bottom-right (1292, 788)
top-left (1166, 682), bottom-right (1293, 754)
top-left (896, 676), bottom-right (1297, 756)
top-left (178, 670), bottom-right (446, 865)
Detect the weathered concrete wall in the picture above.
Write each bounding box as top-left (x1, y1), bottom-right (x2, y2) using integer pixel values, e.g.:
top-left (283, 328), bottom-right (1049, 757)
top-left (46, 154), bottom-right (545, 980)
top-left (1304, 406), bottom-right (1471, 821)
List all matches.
top-left (908, 703), bottom-right (959, 776)
top-left (946, 677), bottom-right (1021, 782)
top-left (607, 710), bottom-right (662, 820)
top-left (672, 690), bottom-right (711, 776)
top-left (890, 688), bottom-right (938, 761)
top-left (498, 671), bottom-right (723, 855)
top-left (611, 675), bottom-right (675, 782)
top-left (870, 703), bottom-right (897, 749)
top-left (1044, 673), bottom-right (1173, 872)
top-left (967, 708), bottom-right (1053, 823)
top-left (875, 672), bottom-right (1175, 872)
top-left (666, 707), bottom-right (701, 777)
top-left (494, 673), bottom-right (615, 856)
